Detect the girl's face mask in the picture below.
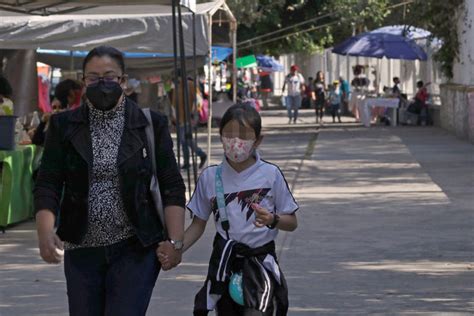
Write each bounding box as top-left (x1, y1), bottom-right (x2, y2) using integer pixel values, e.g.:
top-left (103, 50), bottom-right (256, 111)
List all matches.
top-left (222, 136), bottom-right (255, 163)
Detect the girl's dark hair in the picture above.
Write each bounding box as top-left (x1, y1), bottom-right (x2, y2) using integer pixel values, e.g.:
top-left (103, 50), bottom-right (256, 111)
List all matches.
top-left (417, 80), bottom-right (424, 88)
top-left (82, 46), bottom-right (125, 74)
top-left (0, 75), bottom-right (13, 98)
top-left (55, 79), bottom-right (82, 109)
top-left (219, 102), bottom-right (262, 138)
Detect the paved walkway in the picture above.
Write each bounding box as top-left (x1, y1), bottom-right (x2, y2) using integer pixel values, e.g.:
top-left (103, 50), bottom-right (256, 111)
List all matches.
top-left (1, 111), bottom-right (473, 315)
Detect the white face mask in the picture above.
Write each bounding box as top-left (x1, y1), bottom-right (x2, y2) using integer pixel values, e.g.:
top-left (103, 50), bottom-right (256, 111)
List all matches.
top-left (222, 136), bottom-right (255, 163)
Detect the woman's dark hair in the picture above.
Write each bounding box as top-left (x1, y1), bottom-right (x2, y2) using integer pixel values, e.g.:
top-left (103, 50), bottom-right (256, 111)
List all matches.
top-left (55, 79), bottom-right (82, 109)
top-left (219, 103), bottom-right (262, 138)
top-left (315, 71), bottom-right (324, 83)
top-left (82, 46), bottom-right (125, 74)
top-left (417, 80), bottom-right (424, 88)
top-left (0, 75), bottom-right (13, 98)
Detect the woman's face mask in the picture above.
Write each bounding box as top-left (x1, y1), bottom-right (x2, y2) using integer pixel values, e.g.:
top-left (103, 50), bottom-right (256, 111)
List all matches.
top-left (83, 55), bottom-right (126, 111)
top-left (86, 81), bottom-right (123, 111)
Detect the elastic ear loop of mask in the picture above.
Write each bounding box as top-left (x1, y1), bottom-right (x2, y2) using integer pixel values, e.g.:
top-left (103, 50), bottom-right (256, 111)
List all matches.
top-left (215, 164), bottom-right (230, 239)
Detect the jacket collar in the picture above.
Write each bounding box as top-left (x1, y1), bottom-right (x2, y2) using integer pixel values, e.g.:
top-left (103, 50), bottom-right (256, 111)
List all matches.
top-left (65, 97), bottom-right (148, 169)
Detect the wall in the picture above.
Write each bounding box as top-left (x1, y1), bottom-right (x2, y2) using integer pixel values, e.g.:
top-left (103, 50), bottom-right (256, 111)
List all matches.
top-left (440, 84), bottom-right (474, 142)
top-left (452, 0), bottom-right (474, 86)
top-left (439, 0), bottom-right (474, 143)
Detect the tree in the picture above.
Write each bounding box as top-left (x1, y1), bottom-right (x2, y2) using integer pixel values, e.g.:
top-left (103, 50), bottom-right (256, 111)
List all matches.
top-left (211, 0), bottom-right (464, 78)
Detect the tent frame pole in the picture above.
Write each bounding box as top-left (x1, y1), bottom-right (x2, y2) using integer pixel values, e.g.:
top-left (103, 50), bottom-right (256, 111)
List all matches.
top-left (171, 0), bottom-right (181, 169)
top-left (206, 13), bottom-right (213, 167)
top-left (177, 2), bottom-right (194, 196)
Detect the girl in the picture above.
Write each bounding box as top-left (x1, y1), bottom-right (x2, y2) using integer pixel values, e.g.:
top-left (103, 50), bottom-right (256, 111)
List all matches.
top-left (328, 81), bottom-right (342, 123)
top-left (159, 103), bottom-right (298, 315)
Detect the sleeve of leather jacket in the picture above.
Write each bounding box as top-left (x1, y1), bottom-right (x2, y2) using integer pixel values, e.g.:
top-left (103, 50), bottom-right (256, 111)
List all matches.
top-left (33, 114), bottom-right (65, 215)
top-left (152, 112), bottom-right (186, 208)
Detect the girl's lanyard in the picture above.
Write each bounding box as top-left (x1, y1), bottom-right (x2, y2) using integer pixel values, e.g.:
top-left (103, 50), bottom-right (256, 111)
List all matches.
top-left (215, 164), bottom-right (230, 239)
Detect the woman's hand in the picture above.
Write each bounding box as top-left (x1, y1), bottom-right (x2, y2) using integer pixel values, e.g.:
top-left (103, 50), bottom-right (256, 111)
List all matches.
top-left (38, 230), bottom-right (64, 264)
top-left (156, 241), bottom-right (182, 271)
top-left (252, 203), bottom-right (274, 228)
top-left (36, 210), bottom-right (63, 264)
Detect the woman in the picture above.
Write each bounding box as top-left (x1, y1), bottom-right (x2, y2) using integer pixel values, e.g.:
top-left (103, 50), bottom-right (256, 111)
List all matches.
top-left (258, 69), bottom-right (273, 109)
top-left (312, 71), bottom-right (325, 123)
top-left (30, 79), bottom-right (82, 146)
top-left (34, 46), bottom-right (186, 316)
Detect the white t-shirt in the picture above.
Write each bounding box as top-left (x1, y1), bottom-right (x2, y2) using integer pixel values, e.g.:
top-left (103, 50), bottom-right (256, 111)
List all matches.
top-left (285, 73), bottom-right (304, 96)
top-left (188, 154), bottom-right (298, 248)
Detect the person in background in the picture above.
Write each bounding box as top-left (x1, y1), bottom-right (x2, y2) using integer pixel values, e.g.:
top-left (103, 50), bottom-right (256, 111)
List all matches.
top-left (302, 76), bottom-right (313, 109)
top-left (34, 46), bottom-right (186, 316)
top-left (339, 76), bottom-right (351, 115)
top-left (124, 78), bottom-right (140, 103)
top-left (258, 69), bottom-right (273, 110)
top-left (414, 80), bottom-right (431, 125)
top-left (312, 71), bottom-right (325, 123)
top-left (349, 65), bottom-right (370, 121)
top-left (282, 64), bottom-right (305, 124)
top-left (170, 73), bottom-right (208, 169)
top-left (0, 74), bottom-right (14, 115)
top-left (392, 77), bottom-right (401, 97)
top-left (328, 81), bottom-right (342, 123)
top-left (30, 79), bottom-right (82, 146)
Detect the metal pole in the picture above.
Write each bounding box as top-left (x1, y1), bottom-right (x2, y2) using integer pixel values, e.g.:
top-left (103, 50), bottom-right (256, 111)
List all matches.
top-left (69, 50), bottom-right (74, 72)
top-left (192, 12), bottom-right (198, 183)
top-left (232, 21), bottom-right (237, 103)
top-left (177, 3), bottom-right (193, 195)
top-left (206, 13), bottom-right (213, 167)
top-left (171, 0), bottom-right (181, 168)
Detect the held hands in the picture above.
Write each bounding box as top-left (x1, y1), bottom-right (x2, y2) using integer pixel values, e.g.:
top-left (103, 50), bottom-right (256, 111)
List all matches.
top-left (156, 241), bottom-right (182, 271)
top-left (252, 203), bottom-right (274, 228)
top-left (38, 231), bottom-right (64, 264)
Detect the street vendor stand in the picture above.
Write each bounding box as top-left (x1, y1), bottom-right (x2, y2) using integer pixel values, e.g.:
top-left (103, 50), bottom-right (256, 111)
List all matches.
top-left (0, 145), bottom-right (41, 229)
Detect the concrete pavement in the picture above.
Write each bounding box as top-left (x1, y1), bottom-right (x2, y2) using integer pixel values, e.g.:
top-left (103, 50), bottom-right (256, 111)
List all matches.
top-left (0, 110), bottom-right (473, 315)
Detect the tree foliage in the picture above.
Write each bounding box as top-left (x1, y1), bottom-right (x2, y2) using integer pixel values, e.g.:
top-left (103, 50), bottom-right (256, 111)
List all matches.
top-left (209, 0), bottom-right (464, 78)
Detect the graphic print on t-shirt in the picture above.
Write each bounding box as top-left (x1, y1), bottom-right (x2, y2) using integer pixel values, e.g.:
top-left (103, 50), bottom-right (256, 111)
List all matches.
top-left (211, 188), bottom-right (271, 221)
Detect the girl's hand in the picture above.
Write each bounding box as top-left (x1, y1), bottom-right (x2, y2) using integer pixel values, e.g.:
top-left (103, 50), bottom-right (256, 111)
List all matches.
top-left (252, 203), bottom-right (274, 228)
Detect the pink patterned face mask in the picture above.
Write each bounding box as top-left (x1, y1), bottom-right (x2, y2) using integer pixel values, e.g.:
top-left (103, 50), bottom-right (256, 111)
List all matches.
top-left (222, 137), bottom-right (255, 163)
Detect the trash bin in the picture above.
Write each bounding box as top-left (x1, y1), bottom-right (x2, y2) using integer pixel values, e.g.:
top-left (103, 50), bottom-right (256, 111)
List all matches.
top-left (0, 115), bottom-right (17, 150)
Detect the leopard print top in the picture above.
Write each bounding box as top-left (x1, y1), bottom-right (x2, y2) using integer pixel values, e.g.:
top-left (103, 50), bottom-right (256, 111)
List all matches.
top-left (65, 99), bottom-right (135, 250)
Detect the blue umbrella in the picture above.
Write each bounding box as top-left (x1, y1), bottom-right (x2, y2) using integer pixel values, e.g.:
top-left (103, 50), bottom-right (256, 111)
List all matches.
top-left (370, 25), bottom-right (442, 50)
top-left (256, 55), bottom-right (284, 72)
top-left (332, 32), bottom-right (428, 61)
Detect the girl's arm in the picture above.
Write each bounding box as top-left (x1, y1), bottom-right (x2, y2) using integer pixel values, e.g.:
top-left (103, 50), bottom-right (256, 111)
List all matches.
top-left (273, 213), bottom-right (298, 232)
top-left (183, 216), bottom-right (207, 252)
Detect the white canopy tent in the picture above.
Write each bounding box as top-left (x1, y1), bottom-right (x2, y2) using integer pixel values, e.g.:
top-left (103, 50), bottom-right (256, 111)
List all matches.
top-left (0, 0), bottom-right (237, 182)
top-left (0, 5), bottom-right (207, 55)
top-left (0, 1), bottom-right (195, 15)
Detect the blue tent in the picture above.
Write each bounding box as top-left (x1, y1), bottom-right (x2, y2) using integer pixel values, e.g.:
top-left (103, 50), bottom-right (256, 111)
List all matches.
top-left (256, 55), bottom-right (284, 72)
top-left (211, 46), bottom-right (233, 63)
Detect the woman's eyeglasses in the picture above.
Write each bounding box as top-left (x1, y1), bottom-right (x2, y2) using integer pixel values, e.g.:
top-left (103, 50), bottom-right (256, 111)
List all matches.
top-left (84, 75), bottom-right (122, 87)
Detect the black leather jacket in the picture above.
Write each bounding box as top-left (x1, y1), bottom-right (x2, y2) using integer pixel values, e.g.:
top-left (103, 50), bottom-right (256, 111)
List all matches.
top-left (34, 99), bottom-right (185, 247)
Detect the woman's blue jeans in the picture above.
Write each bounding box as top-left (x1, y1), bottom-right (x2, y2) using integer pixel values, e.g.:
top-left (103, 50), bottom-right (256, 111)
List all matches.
top-left (64, 237), bottom-right (160, 316)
